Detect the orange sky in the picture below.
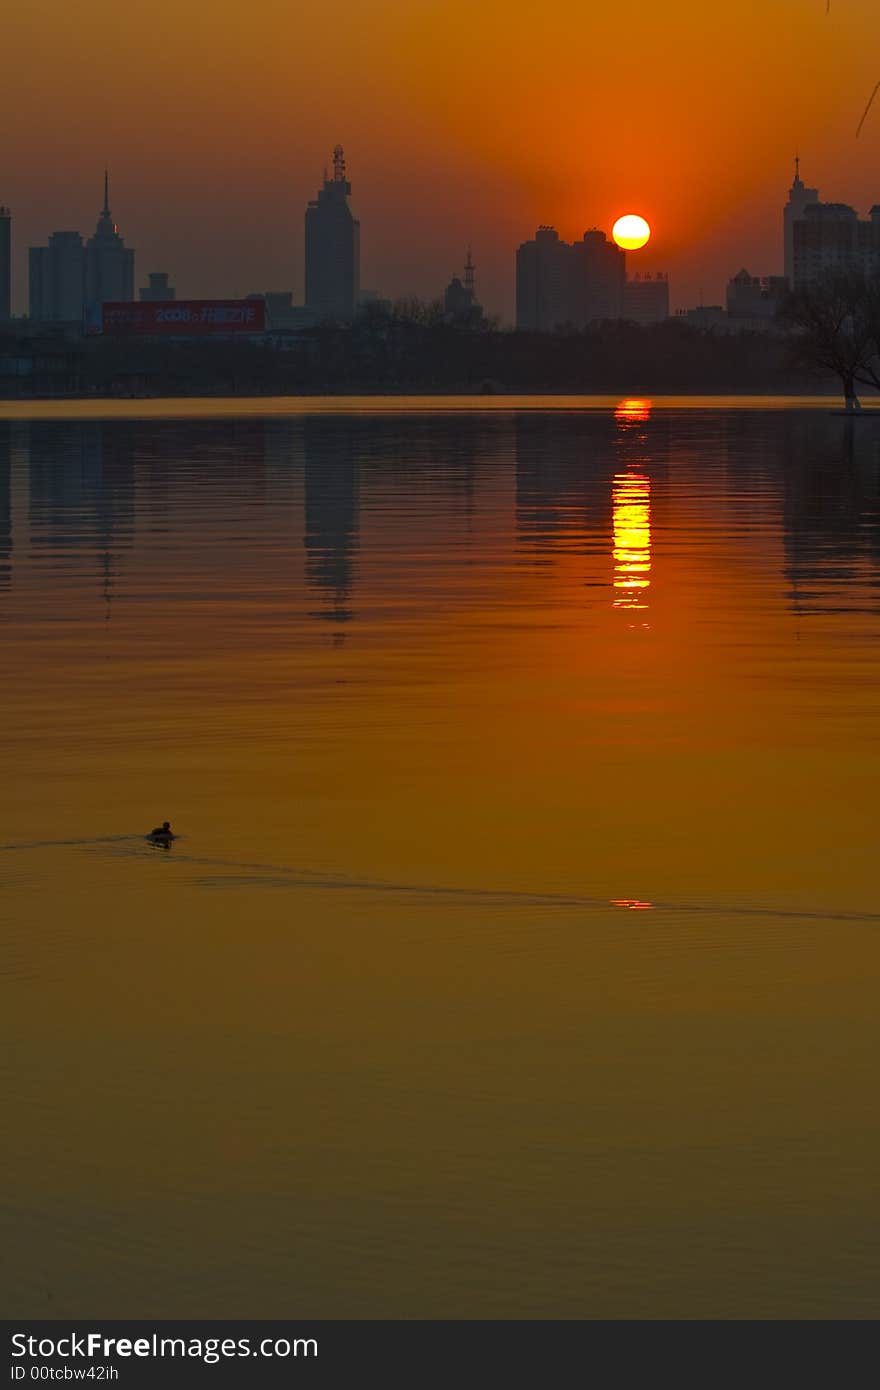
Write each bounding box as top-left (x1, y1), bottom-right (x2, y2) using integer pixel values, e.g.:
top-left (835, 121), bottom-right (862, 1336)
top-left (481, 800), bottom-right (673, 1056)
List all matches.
top-left (3, 0), bottom-right (880, 317)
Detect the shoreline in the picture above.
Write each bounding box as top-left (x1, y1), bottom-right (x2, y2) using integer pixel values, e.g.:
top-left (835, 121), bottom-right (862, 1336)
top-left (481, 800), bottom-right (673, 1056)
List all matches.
top-left (0, 390), bottom-right (873, 420)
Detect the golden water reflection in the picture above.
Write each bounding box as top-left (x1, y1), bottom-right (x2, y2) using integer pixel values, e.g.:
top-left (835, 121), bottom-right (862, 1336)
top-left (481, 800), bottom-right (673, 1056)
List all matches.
top-left (612, 471), bottom-right (652, 609)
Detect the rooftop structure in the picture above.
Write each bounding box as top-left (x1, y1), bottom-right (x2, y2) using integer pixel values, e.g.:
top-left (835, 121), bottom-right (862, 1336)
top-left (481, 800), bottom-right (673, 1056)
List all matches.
top-left (305, 146), bottom-right (360, 321)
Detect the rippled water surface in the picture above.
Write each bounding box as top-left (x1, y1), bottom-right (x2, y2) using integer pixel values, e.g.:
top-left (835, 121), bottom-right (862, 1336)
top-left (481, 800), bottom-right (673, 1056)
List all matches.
top-left (2, 397), bottom-right (879, 1317)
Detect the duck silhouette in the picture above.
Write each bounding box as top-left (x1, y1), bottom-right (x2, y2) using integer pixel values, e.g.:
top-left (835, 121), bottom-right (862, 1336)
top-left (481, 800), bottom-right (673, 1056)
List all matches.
top-left (146, 820), bottom-right (176, 844)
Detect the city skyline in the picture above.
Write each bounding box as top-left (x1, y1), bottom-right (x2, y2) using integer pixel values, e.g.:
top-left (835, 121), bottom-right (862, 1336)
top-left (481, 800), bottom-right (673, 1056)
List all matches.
top-left (3, 0), bottom-right (879, 319)
top-left (5, 154), bottom-right (879, 330)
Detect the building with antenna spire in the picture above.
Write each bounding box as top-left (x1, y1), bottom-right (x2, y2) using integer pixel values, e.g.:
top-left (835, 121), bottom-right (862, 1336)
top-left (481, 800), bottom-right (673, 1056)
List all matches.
top-left (784, 157), bottom-right (819, 286)
top-left (784, 159), bottom-right (880, 289)
top-left (443, 249), bottom-right (483, 324)
top-left (85, 171), bottom-right (135, 306)
top-left (305, 146), bottom-right (360, 321)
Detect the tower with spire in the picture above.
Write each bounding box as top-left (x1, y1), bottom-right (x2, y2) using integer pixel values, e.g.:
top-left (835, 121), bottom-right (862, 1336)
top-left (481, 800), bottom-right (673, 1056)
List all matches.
top-left (784, 156), bottom-right (819, 287)
top-left (443, 249), bottom-right (482, 324)
top-left (85, 170), bottom-right (135, 306)
top-left (305, 146), bottom-right (360, 321)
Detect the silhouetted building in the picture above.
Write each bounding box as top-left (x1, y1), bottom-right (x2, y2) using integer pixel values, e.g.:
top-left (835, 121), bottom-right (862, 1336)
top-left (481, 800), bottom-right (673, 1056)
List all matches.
top-left (675, 304), bottom-right (728, 330)
top-left (783, 159), bottom-right (880, 289)
top-left (516, 227), bottom-right (572, 331)
top-left (517, 226), bottom-right (626, 330)
top-left (140, 271), bottom-right (175, 301)
top-left (623, 272), bottom-right (669, 326)
top-left (305, 146), bottom-right (360, 321)
top-left (443, 249), bottom-right (482, 324)
top-left (784, 158), bottom-right (819, 287)
top-left (444, 276), bottom-right (470, 317)
top-left (0, 206), bottom-right (10, 321)
top-left (571, 231), bottom-right (626, 324)
top-left (85, 172), bottom-right (135, 307)
top-left (726, 269), bottom-right (786, 322)
top-left (245, 291), bottom-right (319, 330)
top-left (29, 231), bottom-right (85, 321)
top-left (792, 202), bottom-right (880, 288)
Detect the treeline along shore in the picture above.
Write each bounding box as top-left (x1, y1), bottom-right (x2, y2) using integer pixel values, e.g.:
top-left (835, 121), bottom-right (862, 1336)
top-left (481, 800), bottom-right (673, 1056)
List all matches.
top-left (0, 314), bottom-right (846, 400)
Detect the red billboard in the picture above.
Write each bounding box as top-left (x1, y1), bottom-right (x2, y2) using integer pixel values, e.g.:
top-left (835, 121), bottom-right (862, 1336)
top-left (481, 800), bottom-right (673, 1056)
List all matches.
top-left (94, 299), bottom-right (266, 336)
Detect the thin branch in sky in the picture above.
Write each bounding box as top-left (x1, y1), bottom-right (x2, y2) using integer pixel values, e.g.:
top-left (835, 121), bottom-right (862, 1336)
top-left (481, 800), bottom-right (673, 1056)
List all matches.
top-left (856, 80), bottom-right (880, 136)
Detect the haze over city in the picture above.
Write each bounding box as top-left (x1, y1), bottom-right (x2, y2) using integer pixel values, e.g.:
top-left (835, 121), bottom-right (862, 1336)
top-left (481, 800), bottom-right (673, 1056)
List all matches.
top-left (4, 0), bottom-right (880, 318)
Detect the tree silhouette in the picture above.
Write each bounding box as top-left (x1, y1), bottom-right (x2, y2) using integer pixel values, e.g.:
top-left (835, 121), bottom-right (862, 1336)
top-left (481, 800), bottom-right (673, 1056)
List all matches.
top-left (781, 273), bottom-right (880, 409)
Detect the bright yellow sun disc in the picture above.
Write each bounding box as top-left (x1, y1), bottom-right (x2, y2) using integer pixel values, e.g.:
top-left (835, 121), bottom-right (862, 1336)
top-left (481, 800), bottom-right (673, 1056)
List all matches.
top-left (612, 215), bottom-right (651, 250)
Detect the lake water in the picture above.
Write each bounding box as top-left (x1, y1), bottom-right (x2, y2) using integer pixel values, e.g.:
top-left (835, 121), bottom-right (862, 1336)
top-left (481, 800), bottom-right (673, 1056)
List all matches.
top-left (2, 397), bottom-right (879, 1318)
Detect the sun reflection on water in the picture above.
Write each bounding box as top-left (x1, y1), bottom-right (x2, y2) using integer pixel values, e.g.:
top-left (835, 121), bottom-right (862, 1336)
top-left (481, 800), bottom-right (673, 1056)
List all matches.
top-left (612, 471), bottom-right (651, 610)
top-left (612, 400), bottom-right (652, 615)
top-left (614, 398), bottom-right (652, 424)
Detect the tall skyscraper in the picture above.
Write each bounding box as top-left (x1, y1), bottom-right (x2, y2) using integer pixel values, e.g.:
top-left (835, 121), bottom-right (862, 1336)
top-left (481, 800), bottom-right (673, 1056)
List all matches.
top-left (305, 146), bottom-right (360, 321)
top-left (516, 227), bottom-right (571, 331)
top-left (85, 172), bottom-right (134, 306)
top-left (784, 158), bottom-right (819, 286)
top-left (571, 230), bottom-right (626, 323)
top-left (0, 206), bottom-right (10, 321)
top-left (29, 231), bottom-right (86, 321)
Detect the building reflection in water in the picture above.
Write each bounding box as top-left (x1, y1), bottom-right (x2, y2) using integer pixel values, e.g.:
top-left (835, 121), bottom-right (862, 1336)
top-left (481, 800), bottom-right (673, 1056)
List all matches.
top-left (303, 418), bottom-right (360, 626)
top-left (26, 420), bottom-right (136, 615)
top-left (0, 421), bottom-right (11, 591)
top-left (514, 413), bottom-right (615, 560)
top-left (781, 415), bottom-right (880, 615)
top-left (612, 400), bottom-right (652, 612)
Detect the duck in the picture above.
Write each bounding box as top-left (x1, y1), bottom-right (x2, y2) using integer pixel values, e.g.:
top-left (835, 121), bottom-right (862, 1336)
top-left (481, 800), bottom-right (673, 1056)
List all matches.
top-left (147, 820), bottom-right (176, 843)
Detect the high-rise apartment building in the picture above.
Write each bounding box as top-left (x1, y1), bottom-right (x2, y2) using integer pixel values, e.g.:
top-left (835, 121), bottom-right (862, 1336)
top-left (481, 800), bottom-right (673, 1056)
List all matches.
top-left (792, 203), bottom-right (880, 288)
top-left (0, 206), bottom-right (10, 320)
top-left (29, 231), bottom-right (86, 321)
top-left (516, 227), bottom-right (626, 330)
top-left (516, 228), bottom-right (571, 331)
top-left (783, 160), bottom-right (880, 289)
top-left (85, 172), bottom-right (135, 306)
top-left (572, 230), bottom-right (626, 323)
top-left (305, 146), bottom-right (360, 321)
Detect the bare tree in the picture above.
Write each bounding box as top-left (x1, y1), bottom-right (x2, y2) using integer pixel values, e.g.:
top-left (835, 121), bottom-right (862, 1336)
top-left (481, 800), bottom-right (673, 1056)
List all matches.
top-left (391, 297), bottom-right (445, 327)
top-left (781, 272), bottom-right (880, 409)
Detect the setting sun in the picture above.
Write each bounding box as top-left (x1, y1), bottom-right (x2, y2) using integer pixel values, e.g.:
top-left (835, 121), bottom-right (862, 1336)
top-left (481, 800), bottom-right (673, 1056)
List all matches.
top-left (612, 214), bottom-right (651, 251)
